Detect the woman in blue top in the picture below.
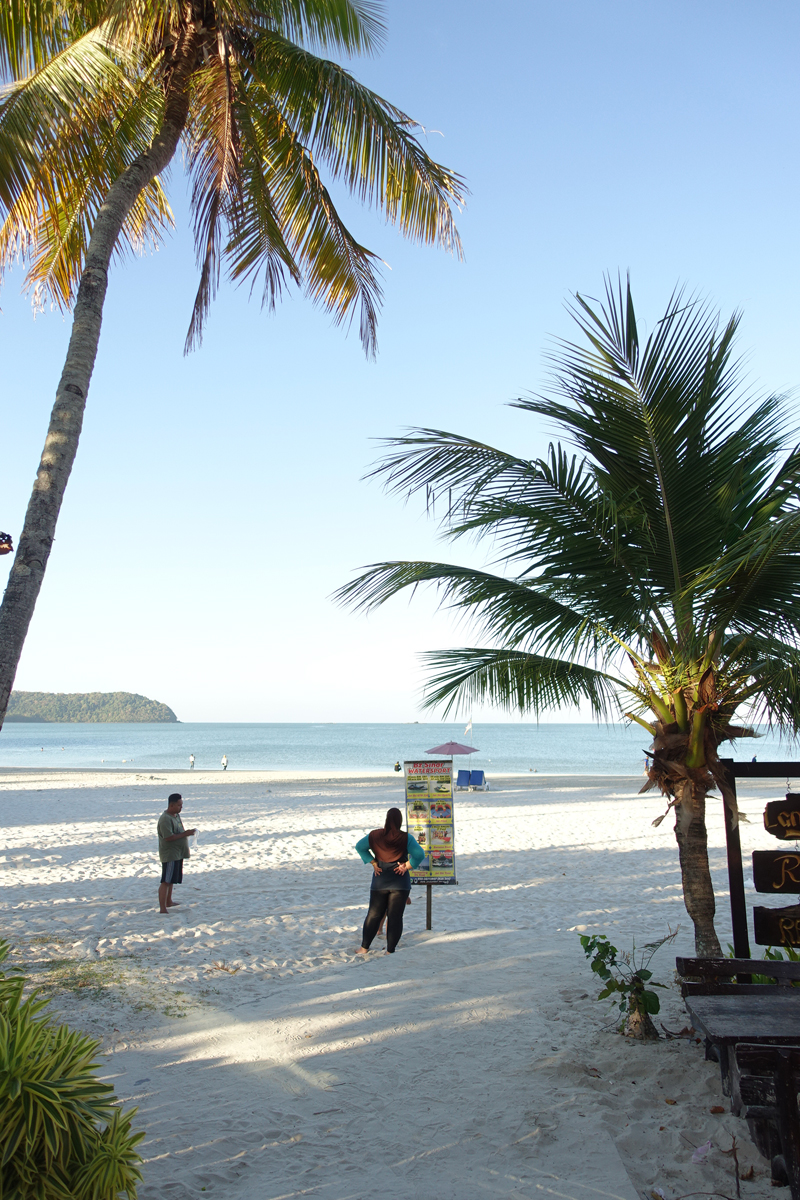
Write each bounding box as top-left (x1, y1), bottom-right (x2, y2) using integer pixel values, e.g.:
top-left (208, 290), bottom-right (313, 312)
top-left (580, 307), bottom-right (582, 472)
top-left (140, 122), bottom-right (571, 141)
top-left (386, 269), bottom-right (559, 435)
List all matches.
top-left (355, 808), bottom-right (425, 954)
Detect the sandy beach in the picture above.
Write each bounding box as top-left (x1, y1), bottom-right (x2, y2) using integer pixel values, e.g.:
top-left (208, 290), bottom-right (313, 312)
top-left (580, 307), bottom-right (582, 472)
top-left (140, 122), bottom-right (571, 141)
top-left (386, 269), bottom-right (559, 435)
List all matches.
top-left (0, 768), bottom-right (793, 1200)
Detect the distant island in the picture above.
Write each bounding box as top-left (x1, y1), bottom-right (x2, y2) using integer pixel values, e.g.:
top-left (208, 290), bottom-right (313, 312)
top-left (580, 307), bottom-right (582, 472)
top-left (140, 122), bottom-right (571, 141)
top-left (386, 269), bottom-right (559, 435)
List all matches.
top-left (5, 691), bottom-right (179, 723)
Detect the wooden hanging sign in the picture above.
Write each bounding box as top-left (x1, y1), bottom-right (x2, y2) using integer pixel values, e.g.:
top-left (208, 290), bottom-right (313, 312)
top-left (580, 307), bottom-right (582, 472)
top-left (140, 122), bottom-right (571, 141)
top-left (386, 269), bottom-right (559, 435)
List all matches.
top-left (753, 850), bottom-right (800, 893)
top-left (764, 795), bottom-right (800, 840)
top-left (753, 904), bottom-right (800, 947)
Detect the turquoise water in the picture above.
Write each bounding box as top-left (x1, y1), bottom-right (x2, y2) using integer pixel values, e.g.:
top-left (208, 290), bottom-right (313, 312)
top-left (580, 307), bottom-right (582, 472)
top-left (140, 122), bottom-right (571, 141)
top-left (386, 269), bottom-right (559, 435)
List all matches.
top-left (0, 721), bottom-right (793, 774)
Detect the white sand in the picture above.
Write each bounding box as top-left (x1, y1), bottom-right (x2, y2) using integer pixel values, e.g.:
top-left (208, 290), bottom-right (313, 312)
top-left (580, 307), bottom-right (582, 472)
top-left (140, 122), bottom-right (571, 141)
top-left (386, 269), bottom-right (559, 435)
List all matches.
top-left (0, 768), bottom-right (792, 1200)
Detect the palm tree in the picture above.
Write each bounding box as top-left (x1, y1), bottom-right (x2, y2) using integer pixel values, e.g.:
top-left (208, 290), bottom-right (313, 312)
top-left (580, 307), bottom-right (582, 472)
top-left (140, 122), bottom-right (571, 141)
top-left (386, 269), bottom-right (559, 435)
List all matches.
top-left (336, 279), bottom-right (800, 956)
top-left (0, 0), bottom-right (465, 726)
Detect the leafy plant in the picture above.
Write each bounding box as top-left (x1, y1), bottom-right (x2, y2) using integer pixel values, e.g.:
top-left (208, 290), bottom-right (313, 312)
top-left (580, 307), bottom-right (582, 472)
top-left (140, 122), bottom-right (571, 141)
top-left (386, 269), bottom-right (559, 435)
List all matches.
top-left (578, 928), bottom-right (679, 1039)
top-left (0, 939), bottom-right (144, 1198)
top-left (762, 944), bottom-right (800, 962)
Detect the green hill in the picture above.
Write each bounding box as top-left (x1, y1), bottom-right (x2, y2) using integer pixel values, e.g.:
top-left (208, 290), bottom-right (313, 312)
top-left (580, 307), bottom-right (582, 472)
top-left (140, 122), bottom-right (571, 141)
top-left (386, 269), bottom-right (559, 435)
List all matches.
top-left (5, 691), bottom-right (178, 723)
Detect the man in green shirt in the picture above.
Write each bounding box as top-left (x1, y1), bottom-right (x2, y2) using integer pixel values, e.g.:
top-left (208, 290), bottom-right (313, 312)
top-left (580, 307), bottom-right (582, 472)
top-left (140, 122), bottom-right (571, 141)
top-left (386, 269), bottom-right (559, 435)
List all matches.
top-left (157, 794), bottom-right (196, 913)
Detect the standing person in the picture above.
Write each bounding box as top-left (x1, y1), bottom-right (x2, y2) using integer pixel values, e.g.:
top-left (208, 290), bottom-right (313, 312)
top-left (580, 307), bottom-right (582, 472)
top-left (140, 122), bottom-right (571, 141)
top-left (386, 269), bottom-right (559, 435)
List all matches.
top-left (221, 754), bottom-right (228, 771)
top-left (157, 793), bottom-right (195, 914)
top-left (189, 754), bottom-right (195, 770)
top-left (355, 808), bottom-right (424, 955)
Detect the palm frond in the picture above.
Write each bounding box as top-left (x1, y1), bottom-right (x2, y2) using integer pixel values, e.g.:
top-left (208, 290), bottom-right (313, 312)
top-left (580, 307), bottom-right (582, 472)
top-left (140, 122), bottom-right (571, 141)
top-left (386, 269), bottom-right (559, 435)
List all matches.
top-left (222, 83), bottom-right (383, 354)
top-left (516, 276), bottom-right (786, 595)
top-left (0, 23), bottom-right (132, 214)
top-left (333, 559), bottom-right (623, 662)
top-left (246, 0), bottom-right (385, 55)
top-left (184, 50), bottom-right (241, 352)
top-left (741, 646), bottom-right (800, 736)
top-left (361, 433), bottom-right (672, 639)
top-left (692, 508), bottom-right (800, 642)
top-left (0, 0), bottom-right (105, 80)
top-left (0, 54), bottom-right (170, 305)
top-left (419, 647), bottom-right (626, 719)
top-left (245, 33), bottom-right (465, 252)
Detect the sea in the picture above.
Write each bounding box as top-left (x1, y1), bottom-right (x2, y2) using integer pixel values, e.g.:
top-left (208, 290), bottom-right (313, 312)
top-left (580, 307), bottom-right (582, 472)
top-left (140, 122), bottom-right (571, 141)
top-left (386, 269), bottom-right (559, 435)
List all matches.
top-left (0, 721), bottom-right (795, 775)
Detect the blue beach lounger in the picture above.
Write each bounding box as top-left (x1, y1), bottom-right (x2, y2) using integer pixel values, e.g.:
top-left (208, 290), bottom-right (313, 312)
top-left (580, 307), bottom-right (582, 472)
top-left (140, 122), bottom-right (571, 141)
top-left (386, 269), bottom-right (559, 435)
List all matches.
top-left (469, 770), bottom-right (488, 791)
top-left (456, 769), bottom-right (470, 790)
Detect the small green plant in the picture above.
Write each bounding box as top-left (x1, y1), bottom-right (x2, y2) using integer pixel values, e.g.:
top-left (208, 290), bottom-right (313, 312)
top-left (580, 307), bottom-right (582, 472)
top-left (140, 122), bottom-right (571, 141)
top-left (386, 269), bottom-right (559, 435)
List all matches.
top-left (0, 939), bottom-right (144, 1198)
top-left (763, 944), bottom-right (800, 962)
top-left (578, 928), bottom-right (679, 1040)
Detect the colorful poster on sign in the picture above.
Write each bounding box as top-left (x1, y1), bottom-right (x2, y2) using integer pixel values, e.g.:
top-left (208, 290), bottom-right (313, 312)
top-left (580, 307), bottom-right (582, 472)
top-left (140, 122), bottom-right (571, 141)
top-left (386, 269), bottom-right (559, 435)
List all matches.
top-left (404, 761), bottom-right (457, 886)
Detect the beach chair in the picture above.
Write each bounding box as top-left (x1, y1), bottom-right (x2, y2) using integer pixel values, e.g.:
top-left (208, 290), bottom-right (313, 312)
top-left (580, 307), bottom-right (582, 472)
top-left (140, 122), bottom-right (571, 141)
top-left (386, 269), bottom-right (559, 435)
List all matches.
top-left (456, 769), bottom-right (470, 790)
top-left (469, 770), bottom-right (488, 791)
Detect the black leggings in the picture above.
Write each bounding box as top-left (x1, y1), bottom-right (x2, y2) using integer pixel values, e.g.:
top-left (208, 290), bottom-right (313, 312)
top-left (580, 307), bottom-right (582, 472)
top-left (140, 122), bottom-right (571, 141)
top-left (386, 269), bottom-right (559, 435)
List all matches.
top-left (362, 890), bottom-right (408, 953)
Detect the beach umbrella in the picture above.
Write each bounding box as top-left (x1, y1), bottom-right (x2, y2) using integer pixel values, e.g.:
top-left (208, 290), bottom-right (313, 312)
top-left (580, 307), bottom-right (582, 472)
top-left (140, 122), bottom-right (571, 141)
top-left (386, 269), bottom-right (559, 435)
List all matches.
top-left (425, 741), bottom-right (479, 756)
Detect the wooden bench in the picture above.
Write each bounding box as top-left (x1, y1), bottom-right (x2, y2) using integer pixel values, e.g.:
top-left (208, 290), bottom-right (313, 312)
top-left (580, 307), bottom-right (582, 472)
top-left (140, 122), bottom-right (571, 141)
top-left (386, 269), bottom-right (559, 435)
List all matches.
top-left (676, 956), bottom-right (800, 996)
top-left (675, 958), bottom-right (800, 1192)
top-left (676, 958), bottom-right (800, 1103)
top-left (736, 1044), bottom-right (800, 1196)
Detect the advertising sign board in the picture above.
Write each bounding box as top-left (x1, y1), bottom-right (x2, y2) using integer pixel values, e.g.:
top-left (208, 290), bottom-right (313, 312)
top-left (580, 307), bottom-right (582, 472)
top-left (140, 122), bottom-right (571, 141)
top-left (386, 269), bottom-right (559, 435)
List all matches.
top-left (404, 760), bottom-right (457, 886)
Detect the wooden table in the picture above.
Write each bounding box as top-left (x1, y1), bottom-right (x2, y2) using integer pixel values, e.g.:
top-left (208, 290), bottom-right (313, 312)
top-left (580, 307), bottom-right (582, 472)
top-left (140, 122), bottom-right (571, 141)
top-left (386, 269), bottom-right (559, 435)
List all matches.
top-left (685, 993), bottom-right (800, 1110)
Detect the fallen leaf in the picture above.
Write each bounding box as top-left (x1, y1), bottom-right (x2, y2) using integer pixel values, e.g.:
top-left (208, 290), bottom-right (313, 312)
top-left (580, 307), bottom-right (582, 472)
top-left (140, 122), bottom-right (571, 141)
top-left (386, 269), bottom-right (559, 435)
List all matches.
top-left (740, 1166), bottom-right (754, 1180)
top-left (659, 1126), bottom-right (666, 1131)
top-left (665, 1098), bottom-right (677, 1105)
top-left (710, 1105), bottom-right (725, 1114)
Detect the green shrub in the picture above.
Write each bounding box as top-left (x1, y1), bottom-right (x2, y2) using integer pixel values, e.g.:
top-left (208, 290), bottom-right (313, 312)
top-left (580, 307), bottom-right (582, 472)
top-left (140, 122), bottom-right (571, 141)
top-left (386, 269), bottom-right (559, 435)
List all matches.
top-left (578, 928), bottom-right (679, 1039)
top-left (0, 940), bottom-right (144, 1198)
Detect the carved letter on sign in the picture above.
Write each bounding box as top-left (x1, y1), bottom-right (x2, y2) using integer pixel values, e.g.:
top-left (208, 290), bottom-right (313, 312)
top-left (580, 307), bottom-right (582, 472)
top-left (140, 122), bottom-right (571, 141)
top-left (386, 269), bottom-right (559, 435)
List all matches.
top-left (764, 795), bottom-right (800, 840)
top-left (753, 851), bottom-right (800, 893)
top-left (754, 905), bottom-right (800, 947)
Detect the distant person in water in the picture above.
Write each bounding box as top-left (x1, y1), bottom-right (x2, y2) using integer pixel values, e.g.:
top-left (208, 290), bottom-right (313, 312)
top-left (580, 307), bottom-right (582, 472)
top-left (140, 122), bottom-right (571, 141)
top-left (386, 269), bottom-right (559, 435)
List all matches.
top-left (355, 808), bottom-right (424, 954)
top-left (221, 754), bottom-right (228, 771)
top-left (157, 794), bottom-right (195, 914)
top-left (189, 754), bottom-right (195, 769)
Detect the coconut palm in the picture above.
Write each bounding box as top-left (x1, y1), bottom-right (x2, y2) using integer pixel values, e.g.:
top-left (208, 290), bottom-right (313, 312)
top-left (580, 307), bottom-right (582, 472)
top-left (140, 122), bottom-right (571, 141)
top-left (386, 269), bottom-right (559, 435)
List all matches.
top-left (0, 0), bottom-right (465, 725)
top-left (336, 279), bottom-right (800, 956)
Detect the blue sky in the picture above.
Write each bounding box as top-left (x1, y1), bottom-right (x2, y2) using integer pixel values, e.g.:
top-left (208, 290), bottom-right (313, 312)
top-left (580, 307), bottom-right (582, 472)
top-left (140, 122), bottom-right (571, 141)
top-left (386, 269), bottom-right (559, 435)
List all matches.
top-left (3, 0), bottom-right (800, 722)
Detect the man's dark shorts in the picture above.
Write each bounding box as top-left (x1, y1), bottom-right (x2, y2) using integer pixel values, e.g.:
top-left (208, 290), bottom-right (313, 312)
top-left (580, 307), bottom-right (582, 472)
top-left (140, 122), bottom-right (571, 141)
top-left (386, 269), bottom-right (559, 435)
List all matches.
top-left (161, 860), bottom-right (184, 885)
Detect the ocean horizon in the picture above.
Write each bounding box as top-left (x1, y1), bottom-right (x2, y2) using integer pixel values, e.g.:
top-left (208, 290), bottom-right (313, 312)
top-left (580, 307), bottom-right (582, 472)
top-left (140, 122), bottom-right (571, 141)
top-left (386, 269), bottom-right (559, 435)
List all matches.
top-left (0, 720), bottom-right (795, 775)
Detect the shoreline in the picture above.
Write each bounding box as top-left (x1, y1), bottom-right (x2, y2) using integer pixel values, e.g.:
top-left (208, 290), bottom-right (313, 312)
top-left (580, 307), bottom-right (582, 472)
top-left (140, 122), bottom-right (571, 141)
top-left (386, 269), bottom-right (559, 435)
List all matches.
top-left (0, 766), bottom-right (644, 782)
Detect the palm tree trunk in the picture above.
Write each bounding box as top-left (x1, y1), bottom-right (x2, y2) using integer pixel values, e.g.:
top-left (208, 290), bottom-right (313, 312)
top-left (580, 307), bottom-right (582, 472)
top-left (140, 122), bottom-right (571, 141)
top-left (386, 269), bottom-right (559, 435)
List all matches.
top-left (674, 778), bottom-right (722, 957)
top-left (0, 23), bottom-right (200, 729)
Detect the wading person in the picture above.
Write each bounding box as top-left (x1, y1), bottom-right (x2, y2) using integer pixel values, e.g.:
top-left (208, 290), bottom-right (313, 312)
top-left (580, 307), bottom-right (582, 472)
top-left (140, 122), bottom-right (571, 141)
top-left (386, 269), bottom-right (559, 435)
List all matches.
top-left (355, 808), bottom-right (424, 955)
top-left (157, 793), bottom-right (195, 913)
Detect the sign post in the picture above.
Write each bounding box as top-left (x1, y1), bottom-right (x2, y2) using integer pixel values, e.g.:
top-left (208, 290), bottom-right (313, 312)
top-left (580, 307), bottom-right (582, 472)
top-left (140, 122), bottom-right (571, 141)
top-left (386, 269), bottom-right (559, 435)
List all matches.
top-left (404, 760), bottom-right (458, 930)
top-left (720, 761), bottom-right (800, 960)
